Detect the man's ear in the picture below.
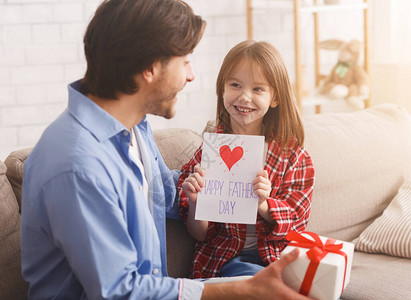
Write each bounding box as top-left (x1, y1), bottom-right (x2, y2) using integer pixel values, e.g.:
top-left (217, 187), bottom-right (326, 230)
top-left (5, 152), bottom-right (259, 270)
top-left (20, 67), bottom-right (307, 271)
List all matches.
top-left (141, 61), bottom-right (162, 83)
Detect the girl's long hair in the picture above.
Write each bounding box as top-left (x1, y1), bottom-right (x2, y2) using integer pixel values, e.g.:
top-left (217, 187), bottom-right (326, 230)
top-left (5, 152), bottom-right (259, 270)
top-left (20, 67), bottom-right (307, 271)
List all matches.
top-left (216, 40), bottom-right (304, 150)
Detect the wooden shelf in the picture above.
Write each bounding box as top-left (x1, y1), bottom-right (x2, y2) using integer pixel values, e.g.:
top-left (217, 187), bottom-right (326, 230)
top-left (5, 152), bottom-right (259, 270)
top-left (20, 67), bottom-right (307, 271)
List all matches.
top-left (300, 90), bottom-right (369, 114)
top-left (250, 1), bottom-right (368, 13)
top-left (300, 3), bottom-right (368, 13)
top-left (302, 91), bottom-right (368, 107)
top-left (251, 0), bottom-right (292, 11)
top-left (246, 0), bottom-right (371, 113)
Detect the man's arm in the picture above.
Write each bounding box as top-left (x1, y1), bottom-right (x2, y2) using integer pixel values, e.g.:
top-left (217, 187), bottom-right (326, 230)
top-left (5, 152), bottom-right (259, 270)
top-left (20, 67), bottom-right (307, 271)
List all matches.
top-left (165, 168), bottom-right (182, 220)
top-left (44, 170), bottom-right (182, 299)
top-left (201, 249), bottom-right (312, 300)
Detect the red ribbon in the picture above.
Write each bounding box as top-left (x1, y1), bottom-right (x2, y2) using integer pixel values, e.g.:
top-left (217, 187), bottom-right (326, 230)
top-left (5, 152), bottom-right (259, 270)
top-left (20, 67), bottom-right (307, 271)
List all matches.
top-left (286, 231), bottom-right (348, 296)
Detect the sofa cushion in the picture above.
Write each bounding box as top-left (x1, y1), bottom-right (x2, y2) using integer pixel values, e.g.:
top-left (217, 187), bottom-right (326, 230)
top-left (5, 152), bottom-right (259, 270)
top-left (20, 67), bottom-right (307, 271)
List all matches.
top-left (342, 252), bottom-right (411, 300)
top-left (165, 219), bottom-right (196, 278)
top-left (0, 160), bottom-right (29, 299)
top-left (154, 128), bottom-right (202, 170)
top-left (304, 104), bottom-right (411, 241)
top-left (354, 176), bottom-right (411, 258)
top-left (4, 148), bottom-right (32, 210)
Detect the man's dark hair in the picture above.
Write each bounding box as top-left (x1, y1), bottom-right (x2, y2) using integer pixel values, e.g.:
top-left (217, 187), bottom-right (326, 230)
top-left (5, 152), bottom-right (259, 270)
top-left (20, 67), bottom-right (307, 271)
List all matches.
top-left (82, 0), bottom-right (205, 99)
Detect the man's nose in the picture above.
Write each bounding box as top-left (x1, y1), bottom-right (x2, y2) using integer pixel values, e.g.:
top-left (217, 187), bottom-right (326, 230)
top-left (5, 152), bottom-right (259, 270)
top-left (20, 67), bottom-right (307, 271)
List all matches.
top-left (186, 63), bottom-right (195, 82)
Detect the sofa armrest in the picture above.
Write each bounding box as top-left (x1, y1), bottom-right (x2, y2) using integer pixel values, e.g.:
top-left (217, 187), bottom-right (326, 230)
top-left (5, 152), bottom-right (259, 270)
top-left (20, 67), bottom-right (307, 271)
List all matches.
top-left (0, 159), bottom-right (29, 299)
top-left (4, 148), bottom-right (32, 211)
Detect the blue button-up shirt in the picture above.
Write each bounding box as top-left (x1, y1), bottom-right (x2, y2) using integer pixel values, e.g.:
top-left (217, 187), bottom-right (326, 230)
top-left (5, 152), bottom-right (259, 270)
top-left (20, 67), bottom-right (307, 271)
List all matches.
top-left (21, 80), bottom-right (204, 299)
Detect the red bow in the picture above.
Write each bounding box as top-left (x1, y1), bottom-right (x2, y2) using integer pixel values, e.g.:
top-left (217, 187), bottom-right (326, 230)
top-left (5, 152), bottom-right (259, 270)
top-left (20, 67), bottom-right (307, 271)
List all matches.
top-left (286, 231), bottom-right (348, 296)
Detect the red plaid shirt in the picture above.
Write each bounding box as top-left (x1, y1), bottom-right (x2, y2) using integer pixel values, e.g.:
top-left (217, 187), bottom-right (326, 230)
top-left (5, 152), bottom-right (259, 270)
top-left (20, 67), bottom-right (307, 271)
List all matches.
top-left (178, 128), bottom-right (315, 279)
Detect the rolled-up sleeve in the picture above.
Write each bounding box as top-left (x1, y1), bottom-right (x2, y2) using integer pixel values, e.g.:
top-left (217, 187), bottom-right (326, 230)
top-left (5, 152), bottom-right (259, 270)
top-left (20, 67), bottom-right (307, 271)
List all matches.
top-left (179, 279), bottom-right (204, 300)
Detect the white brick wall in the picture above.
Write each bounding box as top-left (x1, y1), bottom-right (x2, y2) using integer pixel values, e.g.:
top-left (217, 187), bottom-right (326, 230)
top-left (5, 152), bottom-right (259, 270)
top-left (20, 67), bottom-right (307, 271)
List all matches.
top-left (0, 0), bottom-right (101, 159)
top-left (0, 0), bottom-right (373, 160)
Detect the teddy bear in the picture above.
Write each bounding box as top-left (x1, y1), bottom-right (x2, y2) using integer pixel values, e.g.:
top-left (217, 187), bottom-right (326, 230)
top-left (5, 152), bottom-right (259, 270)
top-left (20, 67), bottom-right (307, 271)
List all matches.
top-left (318, 39), bottom-right (369, 101)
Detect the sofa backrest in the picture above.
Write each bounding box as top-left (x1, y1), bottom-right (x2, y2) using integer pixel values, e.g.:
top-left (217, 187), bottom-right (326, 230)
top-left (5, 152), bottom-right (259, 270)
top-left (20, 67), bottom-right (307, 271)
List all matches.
top-left (0, 160), bottom-right (29, 300)
top-left (304, 104), bottom-right (411, 241)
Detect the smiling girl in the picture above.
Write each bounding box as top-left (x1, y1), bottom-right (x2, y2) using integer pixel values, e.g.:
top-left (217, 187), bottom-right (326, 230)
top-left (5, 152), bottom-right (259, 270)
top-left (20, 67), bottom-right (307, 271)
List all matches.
top-left (178, 40), bottom-right (315, 279)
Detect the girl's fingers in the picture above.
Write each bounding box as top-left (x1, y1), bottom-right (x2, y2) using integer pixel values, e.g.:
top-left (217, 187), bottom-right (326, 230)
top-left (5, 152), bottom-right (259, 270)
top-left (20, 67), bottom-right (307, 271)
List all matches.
top-left (254, 188), bottom-right (269, 198)
top-left (186, 174), bottom-right (204, 192)
top-left (253, 170), bottom-right (270, 186)
top-left (256, 169), bottom-right (268, 178)
top-left (253, 178), bottom-right (271, 187)
top-left (193, 165), bottom-right (205, 176)
top-left (182, 181), bottom-right (196, 193)
top-left (253, 180), bottom-right (271, 191)
top-left (191, 172), bottom-right (204, 188)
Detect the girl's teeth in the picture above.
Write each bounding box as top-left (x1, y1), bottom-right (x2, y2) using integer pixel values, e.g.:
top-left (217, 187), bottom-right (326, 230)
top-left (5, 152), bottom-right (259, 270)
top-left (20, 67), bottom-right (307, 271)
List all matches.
top-left (236, 106), bottom-right (253, 112)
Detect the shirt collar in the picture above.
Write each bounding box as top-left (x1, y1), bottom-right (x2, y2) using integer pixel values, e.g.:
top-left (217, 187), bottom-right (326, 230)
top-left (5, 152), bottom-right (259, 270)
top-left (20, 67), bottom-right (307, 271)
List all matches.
top-left (137, 115), bottom-right (148, 131)
top-left (68, 80), bottom-right (148, 142)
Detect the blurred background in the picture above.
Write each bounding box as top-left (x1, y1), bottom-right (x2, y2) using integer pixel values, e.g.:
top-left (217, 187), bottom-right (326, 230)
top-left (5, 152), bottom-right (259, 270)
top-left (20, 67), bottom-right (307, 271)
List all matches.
top-left (0, 0), bottom-right (410, 159)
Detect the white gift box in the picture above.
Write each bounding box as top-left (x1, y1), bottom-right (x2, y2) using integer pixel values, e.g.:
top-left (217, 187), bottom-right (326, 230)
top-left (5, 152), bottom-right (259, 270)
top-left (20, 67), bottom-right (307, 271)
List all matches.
top-left (281, 232), bottom-right (354, 300)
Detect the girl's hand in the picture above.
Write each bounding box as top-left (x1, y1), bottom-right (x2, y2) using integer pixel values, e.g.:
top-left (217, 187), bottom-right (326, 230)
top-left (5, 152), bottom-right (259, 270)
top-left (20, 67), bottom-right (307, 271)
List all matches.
top-left (253, 169), bottom-right (271, 205)
top-left (181, 165), bottom-right (205, 204)
top-left (253, 169), bottom-right (273, 223)
top-left (183, 165), bottom-right (208, 241)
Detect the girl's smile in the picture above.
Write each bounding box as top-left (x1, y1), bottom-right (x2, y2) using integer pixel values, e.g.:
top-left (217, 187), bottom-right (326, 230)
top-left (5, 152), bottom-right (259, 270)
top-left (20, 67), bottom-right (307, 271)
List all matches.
top-left (234, 105), bottom-right (256, 113)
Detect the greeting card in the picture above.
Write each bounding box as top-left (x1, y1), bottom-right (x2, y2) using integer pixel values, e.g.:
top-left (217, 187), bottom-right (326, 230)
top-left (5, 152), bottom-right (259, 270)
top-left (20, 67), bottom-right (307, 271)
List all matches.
top-left (195, 133), bottom-right (264, 224)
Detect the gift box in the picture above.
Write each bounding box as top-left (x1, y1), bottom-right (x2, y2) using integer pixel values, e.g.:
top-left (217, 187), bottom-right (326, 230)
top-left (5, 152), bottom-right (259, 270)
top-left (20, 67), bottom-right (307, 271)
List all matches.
top-left (281, 231), bottom-right (354, 300)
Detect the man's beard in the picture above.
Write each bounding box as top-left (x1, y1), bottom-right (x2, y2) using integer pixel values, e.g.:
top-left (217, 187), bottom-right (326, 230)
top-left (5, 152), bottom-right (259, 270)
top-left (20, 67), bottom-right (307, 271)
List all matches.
top-left (149, 87), bottom-right (178, 119)
top-left (148, 72), bottom-right (184, 119)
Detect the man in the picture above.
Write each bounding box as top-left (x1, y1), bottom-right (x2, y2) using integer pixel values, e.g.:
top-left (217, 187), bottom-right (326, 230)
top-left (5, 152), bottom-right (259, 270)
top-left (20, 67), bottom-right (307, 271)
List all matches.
top-left (21, 0), bottom-right (311, 299)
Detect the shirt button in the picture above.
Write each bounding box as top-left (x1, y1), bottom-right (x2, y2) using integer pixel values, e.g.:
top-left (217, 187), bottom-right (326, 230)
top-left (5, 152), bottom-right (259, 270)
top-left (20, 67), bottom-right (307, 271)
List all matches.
top-left (152, 268), bottom-right (159, 275)
top-left (123, 130), bottom-right (129, 136)
top-left (139, 186), bottom-right (142, 191)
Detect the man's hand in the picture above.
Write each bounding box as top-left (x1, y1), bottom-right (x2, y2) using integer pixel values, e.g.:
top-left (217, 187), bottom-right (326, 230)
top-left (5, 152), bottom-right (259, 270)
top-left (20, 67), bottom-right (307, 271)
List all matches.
top-left (246, 248), bottom-right (312, 299)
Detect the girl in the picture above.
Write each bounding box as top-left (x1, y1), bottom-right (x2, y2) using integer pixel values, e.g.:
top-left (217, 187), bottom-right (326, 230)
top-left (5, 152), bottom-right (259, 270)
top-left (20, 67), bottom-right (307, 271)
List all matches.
top-left (178, 40), bottom-right (315, 279)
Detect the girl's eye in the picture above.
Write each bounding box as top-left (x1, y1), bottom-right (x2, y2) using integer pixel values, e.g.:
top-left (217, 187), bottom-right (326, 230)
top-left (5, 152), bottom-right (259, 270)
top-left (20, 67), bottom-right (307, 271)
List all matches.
top-left (230, 83), bottom-right (240, 88)
top-left (254, 87), bottom-right (264, 92)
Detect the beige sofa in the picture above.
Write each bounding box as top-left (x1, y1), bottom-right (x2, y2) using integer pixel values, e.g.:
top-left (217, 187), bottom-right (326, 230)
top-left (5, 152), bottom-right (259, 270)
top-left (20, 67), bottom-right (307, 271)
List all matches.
top-left (1, 103), bottom-right (411, 299)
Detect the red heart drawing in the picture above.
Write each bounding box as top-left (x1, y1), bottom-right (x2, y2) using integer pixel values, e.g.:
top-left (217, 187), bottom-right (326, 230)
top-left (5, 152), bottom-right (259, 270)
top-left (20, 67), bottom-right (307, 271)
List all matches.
top-left (219, 145), bottom-right (244, 171)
